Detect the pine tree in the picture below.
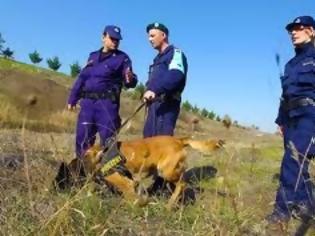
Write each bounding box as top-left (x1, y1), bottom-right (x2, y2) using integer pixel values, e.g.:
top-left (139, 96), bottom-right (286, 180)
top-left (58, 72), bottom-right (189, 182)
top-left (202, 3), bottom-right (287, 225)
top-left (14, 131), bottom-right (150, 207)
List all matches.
top-left (47, 56), bottom-right (61, 71)
top-left (134, 82), bottom-right (145, 95)
top-left (29, 50), bottom-right (43, 64)
top-left (69, 61), bottom-right (81, 77)
top-left (0, 33), bottom-right (5, 53)
top-left (201, 108), bottom-right (209, 118)
top-left (182, 100), bottom-right (192, 111)
top-left (2, 47), bottom-right (14, 59)
top-left (222, 114), bottom-right (232, 129)
top-left (192, 105), bottom-right (200, 114)
top-left (207, 111), bottom-right (216, 120)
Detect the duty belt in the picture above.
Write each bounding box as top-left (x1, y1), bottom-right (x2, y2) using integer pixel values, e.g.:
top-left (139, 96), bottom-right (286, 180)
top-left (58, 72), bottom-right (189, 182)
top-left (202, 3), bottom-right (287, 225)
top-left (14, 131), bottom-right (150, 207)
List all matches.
top-left (282, 97), bottom-right (315, 111)
top-left (80, 91), bottom-right (118, 101)
top-left (159, 92), bottom-right (181, 102)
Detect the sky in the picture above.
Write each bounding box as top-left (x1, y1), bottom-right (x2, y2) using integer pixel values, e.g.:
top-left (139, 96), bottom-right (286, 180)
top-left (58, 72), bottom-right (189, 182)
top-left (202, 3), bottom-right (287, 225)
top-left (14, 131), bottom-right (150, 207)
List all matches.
top-left (0, 0), bottom-right (314, 132)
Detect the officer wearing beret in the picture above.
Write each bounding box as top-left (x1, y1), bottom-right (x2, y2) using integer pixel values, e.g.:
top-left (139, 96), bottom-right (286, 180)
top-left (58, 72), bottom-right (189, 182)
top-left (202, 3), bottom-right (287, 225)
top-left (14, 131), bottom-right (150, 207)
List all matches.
top-left (68, 25), bottom-right (138, 158)
top-left (143, 22), bottom-right (188, 137)
top-left (267, 16), bottom-right (315, 224)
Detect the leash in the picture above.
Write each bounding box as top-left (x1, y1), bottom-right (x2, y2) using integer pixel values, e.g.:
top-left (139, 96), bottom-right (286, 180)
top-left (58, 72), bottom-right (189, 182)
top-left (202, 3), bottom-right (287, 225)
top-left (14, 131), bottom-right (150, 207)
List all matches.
top-left (99, 100), bottom-right (146, 168)
top-left (118, 100), bottom-right (146, 133)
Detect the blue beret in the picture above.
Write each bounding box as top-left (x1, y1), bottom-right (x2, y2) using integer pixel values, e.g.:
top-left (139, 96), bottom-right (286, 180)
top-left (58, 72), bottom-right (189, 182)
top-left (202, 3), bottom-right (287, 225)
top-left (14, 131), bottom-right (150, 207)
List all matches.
top-left (146, 22), bottom-right (169, 35)
top-left (103, 25), bottom-right (122, 40)
top-left (286, 16), bottom-right (315, 31)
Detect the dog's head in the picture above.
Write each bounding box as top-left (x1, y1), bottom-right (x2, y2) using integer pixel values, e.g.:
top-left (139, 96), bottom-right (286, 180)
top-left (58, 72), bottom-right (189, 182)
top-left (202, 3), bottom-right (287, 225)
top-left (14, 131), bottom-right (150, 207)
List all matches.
top-left (54, 159), bottom-right (87, 191)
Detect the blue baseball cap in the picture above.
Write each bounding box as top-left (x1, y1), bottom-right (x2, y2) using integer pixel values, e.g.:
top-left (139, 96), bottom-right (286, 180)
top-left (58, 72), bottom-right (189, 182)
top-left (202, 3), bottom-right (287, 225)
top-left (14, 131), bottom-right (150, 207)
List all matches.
top-left (286, 16), bottom-right (315, 31)
top-left (146, 22), bottom-right (169, 35)
top-left (103, 25), bottom-right (122, 40)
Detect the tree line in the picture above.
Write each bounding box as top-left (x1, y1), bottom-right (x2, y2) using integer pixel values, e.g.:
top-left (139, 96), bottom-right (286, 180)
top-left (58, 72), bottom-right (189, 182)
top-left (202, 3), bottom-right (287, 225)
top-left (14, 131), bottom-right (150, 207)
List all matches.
top-left (181, 100), bottom-right (255, 130)
top-left (0, 33), bottom-right (81, 77)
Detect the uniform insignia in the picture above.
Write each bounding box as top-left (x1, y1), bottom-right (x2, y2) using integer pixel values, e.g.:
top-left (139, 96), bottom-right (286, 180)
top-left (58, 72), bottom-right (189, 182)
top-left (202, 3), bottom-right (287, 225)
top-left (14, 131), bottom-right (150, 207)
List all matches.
top-left (302, 61), bottom-right (315, 66)
top-left (100, 155), bottom-right (123, 175)
top-left (169, 48), bottom-right (185, 73)
top-left (295, 18), bottom-right (301, 23)
top-left (154, 22), bottom-right (159, 27)
top-left (114, 27), bottom-right (120, 33)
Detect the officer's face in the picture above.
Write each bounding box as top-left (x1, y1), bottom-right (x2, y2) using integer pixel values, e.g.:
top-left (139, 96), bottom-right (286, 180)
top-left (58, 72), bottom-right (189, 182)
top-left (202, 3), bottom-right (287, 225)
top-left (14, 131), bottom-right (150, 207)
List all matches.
top-left (289, 25), bottom-right (315, 46)
top-left (148, 29), bottom-right (166, 49)
top-left (102, 34), bottom-right (120, 51)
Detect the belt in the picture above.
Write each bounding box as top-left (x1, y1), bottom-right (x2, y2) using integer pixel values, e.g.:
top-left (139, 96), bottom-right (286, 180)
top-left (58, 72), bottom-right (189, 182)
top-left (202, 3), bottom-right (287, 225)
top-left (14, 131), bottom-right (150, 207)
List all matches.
top-left (159, 92), bottom-right (181, 102)
top-left (80, 91), bottom-right (118, 101)
top-left (282, 97), bottom-right (315, 111)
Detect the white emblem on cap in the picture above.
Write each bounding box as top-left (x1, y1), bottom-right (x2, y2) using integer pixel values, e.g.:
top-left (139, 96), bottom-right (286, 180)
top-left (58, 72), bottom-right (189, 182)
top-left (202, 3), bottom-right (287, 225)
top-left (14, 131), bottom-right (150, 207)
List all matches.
top-left (295, 18), bottom-right (301, 23)
top-left (114, 27), bottom-right (120, 32)
top-left (154, 23), bottom-right (159, 27)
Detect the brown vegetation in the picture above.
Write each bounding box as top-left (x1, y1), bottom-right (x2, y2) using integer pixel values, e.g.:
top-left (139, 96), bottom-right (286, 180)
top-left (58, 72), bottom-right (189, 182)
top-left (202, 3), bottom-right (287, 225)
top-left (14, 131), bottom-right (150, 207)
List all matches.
top-left (1, 58), bottom-right (308, 235)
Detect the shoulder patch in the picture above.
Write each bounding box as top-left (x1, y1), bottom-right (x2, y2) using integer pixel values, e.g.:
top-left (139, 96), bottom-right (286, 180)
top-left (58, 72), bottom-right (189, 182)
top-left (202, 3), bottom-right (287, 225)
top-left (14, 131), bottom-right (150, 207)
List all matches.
top-left (168, 48), bottom-right (185, 73)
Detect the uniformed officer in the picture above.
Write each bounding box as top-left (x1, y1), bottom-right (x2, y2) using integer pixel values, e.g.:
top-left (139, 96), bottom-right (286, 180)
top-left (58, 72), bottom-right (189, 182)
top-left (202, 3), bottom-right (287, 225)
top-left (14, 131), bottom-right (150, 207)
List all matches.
top-left (143, 22), bottom-right (188, 137)
top-left (267, 16), bottom-right (315, 224)
top-left (68, 25), bottom-right (138, 158)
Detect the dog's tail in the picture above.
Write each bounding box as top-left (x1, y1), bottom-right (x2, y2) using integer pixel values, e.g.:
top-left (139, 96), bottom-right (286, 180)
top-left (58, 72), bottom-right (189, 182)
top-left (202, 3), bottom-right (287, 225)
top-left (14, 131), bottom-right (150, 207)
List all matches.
top-left (179, 137), bottom-right (225, 153)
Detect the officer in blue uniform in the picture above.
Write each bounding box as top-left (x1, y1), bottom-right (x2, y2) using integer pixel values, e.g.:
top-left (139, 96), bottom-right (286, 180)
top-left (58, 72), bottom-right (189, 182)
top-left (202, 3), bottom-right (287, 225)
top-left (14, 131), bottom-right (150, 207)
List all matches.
top-left (68, 25), bottom-right (137, 158)
top-left (143, 22), bottom-right (188, 137)
top-left (143, 22), bottom-right (188, 195)
top-left (267, 16), bottom-right (315, 224)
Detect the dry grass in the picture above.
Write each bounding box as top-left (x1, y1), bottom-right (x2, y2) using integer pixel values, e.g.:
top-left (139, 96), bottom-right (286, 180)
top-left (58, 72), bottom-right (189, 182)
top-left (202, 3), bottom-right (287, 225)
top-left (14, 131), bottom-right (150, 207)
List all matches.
top-left (0, 127), bottom-right (313, 235)
top-left (1, 58), bottom-right (313, 235)
top-left (0, 97), bottom-right (76, 132)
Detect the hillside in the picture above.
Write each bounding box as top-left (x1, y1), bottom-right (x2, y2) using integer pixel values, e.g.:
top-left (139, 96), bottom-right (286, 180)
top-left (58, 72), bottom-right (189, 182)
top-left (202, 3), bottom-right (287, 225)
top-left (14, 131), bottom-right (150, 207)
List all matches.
top-left (0, 57), bottom-right (277, 143)
top-left (1, 58), bottom-right (309, 235)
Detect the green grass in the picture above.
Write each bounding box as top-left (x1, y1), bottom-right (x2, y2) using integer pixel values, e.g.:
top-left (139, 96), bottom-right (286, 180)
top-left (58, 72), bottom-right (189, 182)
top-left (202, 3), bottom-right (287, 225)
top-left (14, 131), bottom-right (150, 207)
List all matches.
top-left (0, 57), bottom-right (68, 78)
top-left (0, 57), bottom-right (73, 88)
top-left (0, 129), bottom-right (311, 235)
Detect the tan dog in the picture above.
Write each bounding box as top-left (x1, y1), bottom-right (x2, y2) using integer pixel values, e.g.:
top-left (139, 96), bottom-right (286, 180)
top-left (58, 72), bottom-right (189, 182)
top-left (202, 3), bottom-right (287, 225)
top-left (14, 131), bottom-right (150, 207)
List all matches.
top-left (55, 135), bottom-right (223, 208)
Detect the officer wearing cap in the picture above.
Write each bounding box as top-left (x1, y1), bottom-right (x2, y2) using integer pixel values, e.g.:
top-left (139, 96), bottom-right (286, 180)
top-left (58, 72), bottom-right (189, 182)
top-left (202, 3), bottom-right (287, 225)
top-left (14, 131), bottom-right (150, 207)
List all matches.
top-left (68, 25), bottom-right (138, 158)
top-left (267, 16), bottom-right (315, 224)
top-left (143, 22), bottom-right (188, 137)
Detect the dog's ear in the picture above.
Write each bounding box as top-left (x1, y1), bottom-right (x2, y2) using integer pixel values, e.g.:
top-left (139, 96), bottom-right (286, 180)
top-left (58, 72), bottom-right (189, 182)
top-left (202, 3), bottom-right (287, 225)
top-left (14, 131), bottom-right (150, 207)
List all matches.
top-left (54, 162), bottom-right (71, 191)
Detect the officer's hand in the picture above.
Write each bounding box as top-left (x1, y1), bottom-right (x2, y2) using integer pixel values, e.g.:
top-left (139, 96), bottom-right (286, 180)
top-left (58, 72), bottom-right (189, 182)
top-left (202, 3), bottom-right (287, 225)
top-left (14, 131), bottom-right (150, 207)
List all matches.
top-left (278, 125), bottom-right (284, 137)
top-left (143, 90), bottom-right (156, 102)
top-left (67, 104), bottom-right (76, 111)
top-left (125, 67), bottom-right (133, 84)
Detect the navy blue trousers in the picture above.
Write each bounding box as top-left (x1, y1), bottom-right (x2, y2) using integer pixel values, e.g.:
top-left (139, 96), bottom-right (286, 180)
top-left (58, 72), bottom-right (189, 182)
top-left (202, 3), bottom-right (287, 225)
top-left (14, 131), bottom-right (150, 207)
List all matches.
top-left (275, 116), bottom-right (315, 215)
top-left (76, 99), bottom-right (120, 157)
top-left (143, 100), bottom-right (180, 138)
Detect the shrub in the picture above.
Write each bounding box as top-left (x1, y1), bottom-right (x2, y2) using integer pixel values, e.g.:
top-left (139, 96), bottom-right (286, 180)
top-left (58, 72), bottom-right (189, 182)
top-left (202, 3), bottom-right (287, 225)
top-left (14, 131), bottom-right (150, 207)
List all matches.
top-left (70, 61), bottom-right (81, 77)
top-left (222, 114), bottom-right (232, 129)
top-left (47, 56), bottom-right (61, 71)
top-left (29, 50), bottom-right (43, 64)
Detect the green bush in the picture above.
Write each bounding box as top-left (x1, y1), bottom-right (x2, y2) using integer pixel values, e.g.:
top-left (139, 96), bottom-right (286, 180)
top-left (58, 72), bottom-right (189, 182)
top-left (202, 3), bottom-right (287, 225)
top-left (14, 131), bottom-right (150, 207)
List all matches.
top-left (47, 56), bottom-right (61, 71)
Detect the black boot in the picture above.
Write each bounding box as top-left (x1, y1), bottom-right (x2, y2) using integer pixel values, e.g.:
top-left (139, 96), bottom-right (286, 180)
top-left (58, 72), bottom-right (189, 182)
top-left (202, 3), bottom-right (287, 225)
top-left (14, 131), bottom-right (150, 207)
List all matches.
top-left (265, 209), bottom-right (291, 224)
